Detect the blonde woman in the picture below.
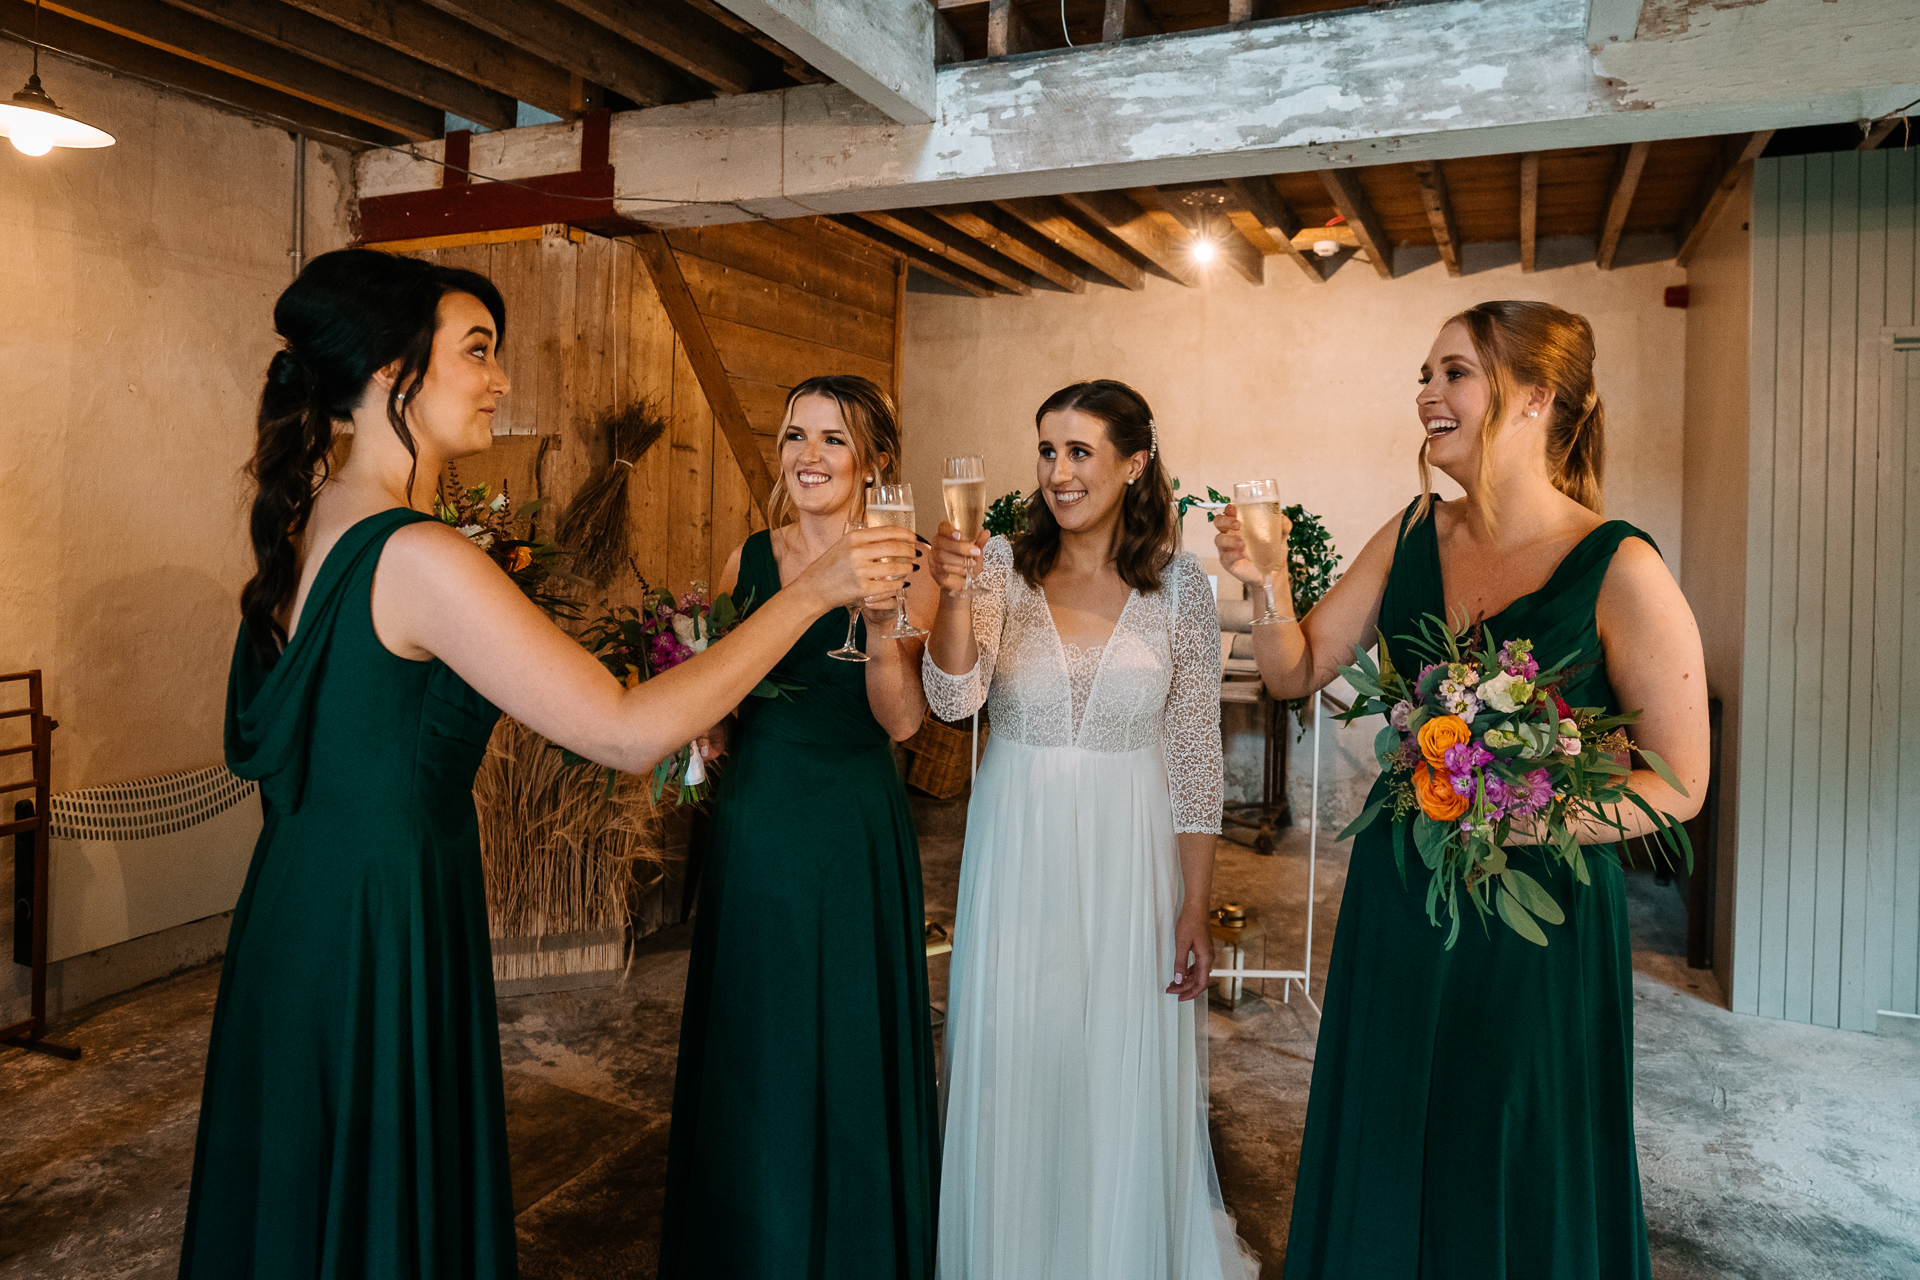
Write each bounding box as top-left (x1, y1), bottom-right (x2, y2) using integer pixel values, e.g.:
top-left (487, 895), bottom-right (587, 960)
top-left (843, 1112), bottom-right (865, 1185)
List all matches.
top-left (1215, 302), bottom-right (1707, 1278)
top-left (660, 375), bottom-right (940, 1279)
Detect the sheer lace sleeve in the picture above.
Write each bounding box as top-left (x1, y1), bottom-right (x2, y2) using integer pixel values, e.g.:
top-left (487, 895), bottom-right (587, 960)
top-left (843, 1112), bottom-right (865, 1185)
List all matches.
top-left (921, 536), bottom-right (1012, 722)
top-left (1164, 554), bottom-right (1224, 834)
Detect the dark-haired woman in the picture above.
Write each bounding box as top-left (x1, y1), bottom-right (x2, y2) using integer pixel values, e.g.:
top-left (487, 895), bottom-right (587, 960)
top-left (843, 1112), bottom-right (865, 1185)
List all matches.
top-left (180, 249), bottom-right (916, 1279)
top-left (660, 376), bottom-right (940, 1278)
top-left (924, 382), bottom-right (1248, 1279)
top-left (1214, 302), bottom-right (1707, 1278)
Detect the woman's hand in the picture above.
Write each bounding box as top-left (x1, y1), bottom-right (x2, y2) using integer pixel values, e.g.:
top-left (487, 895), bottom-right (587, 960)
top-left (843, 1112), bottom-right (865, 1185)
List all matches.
top-left (930, 521), bottom-right (987, 596)
top-left (1167, 901), bottom-right (1213, 1002)
top-left (789, 526), bottom-right (921, 613)
top-left (1212, 502), bottom-right (1290, 588)
top-left (694, 720), bottom-right (728, 762)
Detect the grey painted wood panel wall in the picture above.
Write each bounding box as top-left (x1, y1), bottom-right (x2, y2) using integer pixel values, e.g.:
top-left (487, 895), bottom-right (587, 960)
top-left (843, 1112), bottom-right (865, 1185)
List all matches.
top-left (1736, 150), bottom-right (1920, 1031)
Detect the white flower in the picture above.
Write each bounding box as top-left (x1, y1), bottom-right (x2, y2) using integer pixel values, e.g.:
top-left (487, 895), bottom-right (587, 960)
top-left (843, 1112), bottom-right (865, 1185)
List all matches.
top-left (1484, 727), bottom-right (1521, 751)
top-left (671, 615), bottom-right (697, 647)
top-left (1559, 736), bottom-right (1583, 756)
top-left (1438, 678), bottom-right (1481, 718)
top-left (489, 493), bottom-right (509, 512)
top-left (457, 523), bottom-right (484, 539)
top-left (1478, 670), bottom-right (1534, 714)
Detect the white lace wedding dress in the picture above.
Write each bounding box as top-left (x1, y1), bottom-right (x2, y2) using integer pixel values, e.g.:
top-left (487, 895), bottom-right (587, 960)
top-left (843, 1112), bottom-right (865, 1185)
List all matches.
top-left (923, 537), bottom-right (1253, 1280)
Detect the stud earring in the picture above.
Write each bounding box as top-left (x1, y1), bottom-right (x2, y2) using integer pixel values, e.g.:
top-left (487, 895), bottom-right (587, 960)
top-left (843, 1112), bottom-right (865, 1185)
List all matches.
top-left (1527, 410), bottom-right (1538, 418)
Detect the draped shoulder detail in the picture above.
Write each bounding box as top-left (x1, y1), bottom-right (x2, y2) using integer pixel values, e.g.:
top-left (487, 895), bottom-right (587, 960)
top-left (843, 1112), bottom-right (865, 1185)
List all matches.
top-left (224, 508), bottom-right (435, 813)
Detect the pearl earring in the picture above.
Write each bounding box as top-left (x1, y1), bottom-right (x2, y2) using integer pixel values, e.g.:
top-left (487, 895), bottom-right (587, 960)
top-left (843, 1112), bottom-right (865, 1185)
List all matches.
top-left (1527, 410), bottom-right (1538, 418)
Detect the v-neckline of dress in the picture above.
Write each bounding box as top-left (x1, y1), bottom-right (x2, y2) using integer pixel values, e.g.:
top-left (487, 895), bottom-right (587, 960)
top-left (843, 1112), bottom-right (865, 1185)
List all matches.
top-left (1037, 582), bottom-right (1140, 742)
top-left (1425, 514), bottom-right (1616, 631)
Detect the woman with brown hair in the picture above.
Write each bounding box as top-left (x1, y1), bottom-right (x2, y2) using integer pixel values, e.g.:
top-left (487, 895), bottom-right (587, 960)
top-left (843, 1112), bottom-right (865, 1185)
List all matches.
top-left (925, 380), bottom-right (1247, 1279)
top-left (660, 375), bottom-right (941, 1278)
top-left (1213, 301), bottom-right (1708, 1277)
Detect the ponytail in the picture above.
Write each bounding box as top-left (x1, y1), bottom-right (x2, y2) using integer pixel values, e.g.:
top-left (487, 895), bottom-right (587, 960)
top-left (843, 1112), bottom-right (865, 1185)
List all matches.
top-left (1549, 384), bottom-right (1605, 513)
top-left (239, 249), bottom-right (505, 667)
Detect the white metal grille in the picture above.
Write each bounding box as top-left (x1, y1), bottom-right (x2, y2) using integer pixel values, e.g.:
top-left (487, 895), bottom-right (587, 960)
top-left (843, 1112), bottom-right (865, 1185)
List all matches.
top-left (47, 764), bottom-right (258, 843)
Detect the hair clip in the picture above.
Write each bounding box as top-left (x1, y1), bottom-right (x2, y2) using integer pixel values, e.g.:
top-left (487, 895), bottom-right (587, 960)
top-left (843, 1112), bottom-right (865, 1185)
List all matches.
top-left (1148, 419), bottom-right (1159, 460)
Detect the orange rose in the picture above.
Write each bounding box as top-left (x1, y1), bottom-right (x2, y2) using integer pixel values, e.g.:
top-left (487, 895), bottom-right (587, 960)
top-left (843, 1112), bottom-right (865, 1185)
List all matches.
top-left (1417, 714), bottom-right (1472, 770)
top-left (1413, 762), bottom-right (1469, 822)
top-left (505, 545), bottom-right (534, 573)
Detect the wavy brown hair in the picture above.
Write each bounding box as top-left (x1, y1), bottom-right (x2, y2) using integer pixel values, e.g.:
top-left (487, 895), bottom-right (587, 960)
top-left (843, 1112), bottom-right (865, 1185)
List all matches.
top-left (1415, 299), bottom-right (1606, 528)
top-left (765, 375), bottom-right (902, 527)
top-left (1013, 379), bottom-right (1177, 593)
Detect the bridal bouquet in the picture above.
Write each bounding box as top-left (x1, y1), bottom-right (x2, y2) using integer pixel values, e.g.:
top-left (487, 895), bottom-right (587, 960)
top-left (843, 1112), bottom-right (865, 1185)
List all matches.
top-left (563, 582), bottom-right (794, 804)
top-left (1337, 614), bottom-right (1691, 948)
top-left (436, 481), bottom-right (579, 619)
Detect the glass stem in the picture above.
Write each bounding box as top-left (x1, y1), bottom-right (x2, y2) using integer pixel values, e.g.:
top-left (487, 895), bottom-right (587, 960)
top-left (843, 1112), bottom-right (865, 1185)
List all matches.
top-left (843, 606), bottom-right (860, 650)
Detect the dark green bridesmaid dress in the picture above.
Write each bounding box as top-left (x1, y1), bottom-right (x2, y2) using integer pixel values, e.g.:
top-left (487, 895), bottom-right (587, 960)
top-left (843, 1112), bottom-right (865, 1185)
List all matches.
top-left (181, 509), bottom-right (516, 1279)
top-left (1284, 503), bottom-right (1655, 1279)
top-left (659, 530), bottom-right (939, 1280)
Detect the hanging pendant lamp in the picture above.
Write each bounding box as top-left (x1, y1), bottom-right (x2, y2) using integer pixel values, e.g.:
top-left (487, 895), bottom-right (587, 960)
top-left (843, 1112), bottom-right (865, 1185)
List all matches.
top-left (0, 0), bottom-right (114, 156)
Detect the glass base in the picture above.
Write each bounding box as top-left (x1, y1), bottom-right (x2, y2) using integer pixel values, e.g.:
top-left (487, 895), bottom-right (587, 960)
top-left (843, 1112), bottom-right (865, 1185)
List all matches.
top-left (827, 646), bottom-right (871, 662)
top-left (882, 624), bottom-right (929, 640)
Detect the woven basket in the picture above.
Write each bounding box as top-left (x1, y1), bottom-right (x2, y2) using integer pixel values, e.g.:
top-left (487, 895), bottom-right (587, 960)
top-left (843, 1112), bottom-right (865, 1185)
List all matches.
top-left (904, 713), bottom-right (985, 799)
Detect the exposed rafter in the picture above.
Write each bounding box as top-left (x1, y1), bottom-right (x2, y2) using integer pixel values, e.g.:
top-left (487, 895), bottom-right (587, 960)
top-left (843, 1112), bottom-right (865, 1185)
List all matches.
top-left (928, 205), bottom-right (1087, 292)
top-left (986, 0), bottom-right (1039, 56)
top-left (277, 0), bottom-right (578, 118)
top-left (1320, 168), bottom-right (1393, 280)
top-left (1129, 187), bottom-right (1262, 285)
top-left (417, 0), bottom-right (700, 107)
top-left (857, 210), bottom-right (1034, 294)
top-left (705, 0), bottom-right (935, 124)
top-left (1674, 131), bottom-right (1773, 267)
top-left (547, 0), bottom-right (779, 96)
top-left (1058, 189), bottom-right (1193, 286)
top-left (1101, 0), bottom-right (1156, 42)
top-left (1410, 159), bottom-right (1462, 278)
top-left (828, 215), bottom-right (1001, 296)
top-left (1221, 175), bottom-right (1324, 283)
top-left (994, 197), bottom-right (1147, 291)
top-left (1595, 139), bottom-right (1650, 270)
top-left (163, 0), bottom-right (517, 129)
top-left (1519, 151), bottom-right (1539, 273)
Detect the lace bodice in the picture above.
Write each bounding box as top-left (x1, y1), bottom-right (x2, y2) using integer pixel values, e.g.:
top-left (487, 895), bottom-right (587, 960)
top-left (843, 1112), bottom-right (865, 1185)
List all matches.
top-left (923, 537), bottom-right (1223, 834)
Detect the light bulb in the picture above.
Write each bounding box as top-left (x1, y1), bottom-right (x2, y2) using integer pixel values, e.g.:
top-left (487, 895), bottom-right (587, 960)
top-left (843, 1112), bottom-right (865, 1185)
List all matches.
top-left (9, 114), bottom-right (54, 156)
top-left (1313, 239), bottom-right (1339, 258)
top-left (1191, 238), bottom-right (1216, 263)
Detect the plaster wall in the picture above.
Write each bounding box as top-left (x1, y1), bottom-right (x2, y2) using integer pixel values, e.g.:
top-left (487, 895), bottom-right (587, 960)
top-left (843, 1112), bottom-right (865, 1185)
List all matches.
top-left (0, 54), bottom-right (352, 794)
top-left (901, 242), bottom-right (1689, 825)
top-left (1679, 169), bottom-right (1753, 990)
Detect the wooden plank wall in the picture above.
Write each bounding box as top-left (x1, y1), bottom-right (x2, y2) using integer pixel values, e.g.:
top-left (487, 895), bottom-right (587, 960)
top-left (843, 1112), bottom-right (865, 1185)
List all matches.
top-left (408, 219), bottom-right (905, 601)
top-left (1736, 150), bottom-right (1920, 1031)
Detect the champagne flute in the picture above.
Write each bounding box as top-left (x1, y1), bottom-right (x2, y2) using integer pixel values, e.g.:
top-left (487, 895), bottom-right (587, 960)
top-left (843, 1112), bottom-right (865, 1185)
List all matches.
top-left (865, 483), bottom-right (928, 640)
top-left (827, 518), bottom-right (871, 662)
top-left (1233, 479), bottom-right (1288, 625)
top-left (942, 455), bottom-right (986, 592)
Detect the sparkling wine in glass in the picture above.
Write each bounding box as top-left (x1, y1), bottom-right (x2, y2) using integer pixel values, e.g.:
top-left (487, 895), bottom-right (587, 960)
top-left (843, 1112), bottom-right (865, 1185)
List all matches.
top-left (865, 484), bottom-right (927, 640)
top-left (827, 521), bottom-right (870, 662)
top-left (1233, 479), bottom-right (1288, 624)
top-left (942, 456), bottom-right (986, 591)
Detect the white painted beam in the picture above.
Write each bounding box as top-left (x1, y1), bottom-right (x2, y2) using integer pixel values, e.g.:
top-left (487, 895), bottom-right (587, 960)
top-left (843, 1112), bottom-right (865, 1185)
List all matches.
top-left (1585, 0), bottom-right (1640, 46)
top-left (707, 0), bottom-right (935, 124)
top-left (358, 0), bottom-right (1920, 226)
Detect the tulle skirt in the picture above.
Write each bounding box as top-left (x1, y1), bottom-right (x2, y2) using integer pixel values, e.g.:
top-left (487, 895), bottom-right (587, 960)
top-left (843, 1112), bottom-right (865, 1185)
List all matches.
top-left (936, 736), bottom-right (1250, 1280)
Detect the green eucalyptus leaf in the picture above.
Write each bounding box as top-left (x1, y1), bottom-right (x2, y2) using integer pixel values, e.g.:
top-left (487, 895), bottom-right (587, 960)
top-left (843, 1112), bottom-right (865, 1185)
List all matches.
top-left (1638, 747), bottom-right (1691, 798)
top-left (1413, 813), bottom-right (1454, 870)
top-left (1502, 867), bottom-right (1566, 926)
top-left (1495, 886), bottom-right (1550, 946)
top-left (1339, 792), bottom-right (1388, 840)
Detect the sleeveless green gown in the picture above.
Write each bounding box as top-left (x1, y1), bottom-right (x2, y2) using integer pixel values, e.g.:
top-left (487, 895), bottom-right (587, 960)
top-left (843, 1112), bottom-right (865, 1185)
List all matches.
top-left (659, 530), bottom-right (939, 1279)
top-left (182, 509), bottom-right (516, 1279)
top-left (1284, 505), bottom-right (1655, 1279)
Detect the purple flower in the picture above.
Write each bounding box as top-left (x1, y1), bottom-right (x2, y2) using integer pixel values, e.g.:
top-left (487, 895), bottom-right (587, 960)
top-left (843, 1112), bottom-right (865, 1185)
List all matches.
top-left (1480, 773), bottom-right (1514, 819)
top-left (1390, 700), bottom-right (1414, 731)
top-left (1508, 767), bottom-right (1554, 817)
top-left (1443, 741), bottom-right (1493, 776)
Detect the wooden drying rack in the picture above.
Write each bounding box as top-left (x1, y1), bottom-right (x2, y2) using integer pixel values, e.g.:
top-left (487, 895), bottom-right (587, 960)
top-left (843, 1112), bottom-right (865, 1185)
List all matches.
top-left (2, 670), bottom-right (80, 1059)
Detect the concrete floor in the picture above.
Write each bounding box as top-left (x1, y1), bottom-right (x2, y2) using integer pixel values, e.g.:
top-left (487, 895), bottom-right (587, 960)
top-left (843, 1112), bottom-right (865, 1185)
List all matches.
top-left (3, 794), bottom-right (1917, 1278)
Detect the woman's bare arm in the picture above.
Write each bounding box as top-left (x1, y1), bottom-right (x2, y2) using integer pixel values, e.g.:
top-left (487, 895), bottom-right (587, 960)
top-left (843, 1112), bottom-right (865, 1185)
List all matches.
top-left (861, 551), bottom-right (935, 740)
top-left (371, 520), bottom-right (917, 775)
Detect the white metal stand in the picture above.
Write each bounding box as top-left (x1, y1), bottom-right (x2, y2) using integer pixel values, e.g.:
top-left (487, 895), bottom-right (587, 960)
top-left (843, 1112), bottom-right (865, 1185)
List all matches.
top-left (1211, 689), bottom-right (1322, 1017)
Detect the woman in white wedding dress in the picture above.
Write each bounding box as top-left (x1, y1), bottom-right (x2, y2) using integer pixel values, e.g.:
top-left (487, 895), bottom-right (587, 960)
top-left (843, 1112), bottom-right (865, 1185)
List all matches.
top-left (924, 380), bottom-right (1250, 1280)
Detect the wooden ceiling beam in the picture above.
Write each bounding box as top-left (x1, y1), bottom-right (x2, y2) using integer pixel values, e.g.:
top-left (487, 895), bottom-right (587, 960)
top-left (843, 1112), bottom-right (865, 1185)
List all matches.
top-left (993, 197), bottom-right (1146, 290)
top-left (928, 205), bottom-right (1087, 292)
top-left (416, 0), bottom-right (700, 107)
top-left (1320, 168), bottom-right (1393, 279)
top-left (1221, 175), bottom-right (1324, 283)
top-left (1519, 151), bottom-right (1538, 273)
top-left (1595, 139), bottom-right (1651, 270)
top-left (1127, 187), bottom-right (1262, 285)
top-left (704, 0), bottom-right (936, 124)
top-left (546, 0), bottom-right (776, 96)
top-left (1674, 130), bottom-right (1774, 267)
top-left (826, 216), bottom-right (1003, 296)
top-left (277, 0), bottom-right (577, 118)
top-left (1859, 115), bottom-right (1907, 151)
top-left (45, 0), bottom-right (442, 137)
top-left (986, 0), bottom-right (1039, 56)
top-left (679, 0), bottom-right (824, 84)
top-left (1059, 189), bottom-right (1195, 286)
top-left (1101, 0), bottom-right (1156, 42)
top-left (163, 0), bottom-right (515, 130)
top-left (857, 210), bottom-right (1034, 294)
top-left (1410, 159), bottom-right (1463, 278)
top-left (0, 0), bottom-right (404, 146)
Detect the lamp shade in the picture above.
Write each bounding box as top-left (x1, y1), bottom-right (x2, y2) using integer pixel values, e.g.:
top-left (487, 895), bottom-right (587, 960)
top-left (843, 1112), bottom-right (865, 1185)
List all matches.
top-left (1, 75), bottom-right (115, 154)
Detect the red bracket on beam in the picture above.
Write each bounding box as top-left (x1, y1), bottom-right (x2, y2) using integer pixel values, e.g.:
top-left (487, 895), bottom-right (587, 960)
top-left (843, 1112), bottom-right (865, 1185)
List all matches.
top-left (357, 110), bottom-right (641, 244)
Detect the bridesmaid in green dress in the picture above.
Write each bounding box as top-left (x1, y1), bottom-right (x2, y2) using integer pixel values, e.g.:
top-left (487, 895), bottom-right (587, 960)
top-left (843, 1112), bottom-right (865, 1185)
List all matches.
top-left (1214, 301), bottom-right (1710, 1278)
top-left (660, 376), bottom-right (940, 1279)
top-left (182, 252), bottom-right (917, 1279)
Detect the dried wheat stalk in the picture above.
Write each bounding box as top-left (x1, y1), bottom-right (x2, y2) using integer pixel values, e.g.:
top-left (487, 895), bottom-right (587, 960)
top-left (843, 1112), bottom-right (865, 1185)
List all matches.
top-left (555, 401), bottom-right (670, 588)
top-left (473, 716), bottom-right (664, 953)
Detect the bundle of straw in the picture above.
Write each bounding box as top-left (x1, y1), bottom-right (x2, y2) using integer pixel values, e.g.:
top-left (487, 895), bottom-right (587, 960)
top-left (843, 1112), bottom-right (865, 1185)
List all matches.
top-left (556, 400), bottom-right (670, 588)
top-left (473, 717), bottom-right (665, 978)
